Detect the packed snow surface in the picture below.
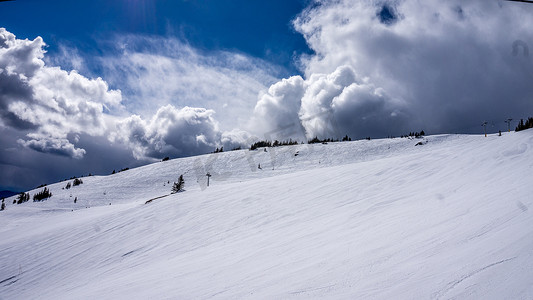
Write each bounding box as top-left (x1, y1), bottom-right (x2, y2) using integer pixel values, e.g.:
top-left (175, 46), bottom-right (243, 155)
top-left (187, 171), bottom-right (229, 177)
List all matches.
top-left (1, 131), bottom-right (533, 299)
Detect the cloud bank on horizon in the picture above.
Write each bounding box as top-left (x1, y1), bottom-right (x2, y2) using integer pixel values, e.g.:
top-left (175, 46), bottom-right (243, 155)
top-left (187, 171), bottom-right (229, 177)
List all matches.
top-left (2, 0), bottom-right (533, 189)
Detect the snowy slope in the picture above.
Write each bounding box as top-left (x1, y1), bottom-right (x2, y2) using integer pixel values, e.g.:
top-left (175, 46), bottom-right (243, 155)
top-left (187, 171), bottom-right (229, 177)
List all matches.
top-left (1, 131), bottom-right (532, 299)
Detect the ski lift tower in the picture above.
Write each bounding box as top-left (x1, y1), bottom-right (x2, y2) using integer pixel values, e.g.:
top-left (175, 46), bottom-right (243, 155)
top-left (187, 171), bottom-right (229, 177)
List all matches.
top-left (505, 118), bottom-right (513, 132)
top-left (206, 172), bottom-right (212, 187)
top-left (482, 121), bottom-right (488, 137)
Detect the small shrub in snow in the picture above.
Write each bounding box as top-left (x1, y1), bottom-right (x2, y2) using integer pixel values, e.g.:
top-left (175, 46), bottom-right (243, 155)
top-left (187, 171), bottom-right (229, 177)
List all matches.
top-left (73, 178), bottom-right (83, 186)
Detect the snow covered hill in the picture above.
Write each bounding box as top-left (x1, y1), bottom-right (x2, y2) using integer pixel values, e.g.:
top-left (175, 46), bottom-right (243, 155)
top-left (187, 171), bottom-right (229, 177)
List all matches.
top-left (1, 131), bottom-right (532, 299)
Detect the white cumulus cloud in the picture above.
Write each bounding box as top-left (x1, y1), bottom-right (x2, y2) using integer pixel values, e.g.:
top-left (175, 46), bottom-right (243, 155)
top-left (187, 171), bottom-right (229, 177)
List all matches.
top-left (289, 0), bottom-right (533, 136)
top-left (250, 75), bottom-right (306, 140)
top-left (110, 105), bottom-right (224, 160)
top-left (0, 28), bottom-right (122, 158)
top-left (249, 0), bottom-right (533, 142)
top-left (98, 35), bottom-right (279, 132)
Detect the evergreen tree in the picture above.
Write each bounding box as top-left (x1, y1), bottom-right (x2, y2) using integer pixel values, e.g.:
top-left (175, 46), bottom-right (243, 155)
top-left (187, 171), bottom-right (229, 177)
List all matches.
top-left (172, 175), bottom-right (185, 193)
top-left (308, 137), bottom-right (320, 144)
top-left (515, 117), bottom-right (533, 132)
top-left (16, 192), bottom-right (30, 204)
top-left (16, 192), bottom-right (23, 204)
top-left (33, 187), bottom-right (52, 202)
top-left (250, 140), bottom-right (272, 150)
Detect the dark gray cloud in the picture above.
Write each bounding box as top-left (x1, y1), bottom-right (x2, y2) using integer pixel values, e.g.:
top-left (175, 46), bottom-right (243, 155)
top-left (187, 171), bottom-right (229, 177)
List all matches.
top-left (18, 134), bottom-right (86, 158)
top-left (0, 129), bottom-right (141, 192)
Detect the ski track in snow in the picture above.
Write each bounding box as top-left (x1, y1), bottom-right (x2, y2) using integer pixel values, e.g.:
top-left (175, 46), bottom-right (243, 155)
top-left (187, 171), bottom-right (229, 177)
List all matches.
top-left (433, 257), bottom-right (516, 299)
top-left (1, 131), bottom-right (533, 299)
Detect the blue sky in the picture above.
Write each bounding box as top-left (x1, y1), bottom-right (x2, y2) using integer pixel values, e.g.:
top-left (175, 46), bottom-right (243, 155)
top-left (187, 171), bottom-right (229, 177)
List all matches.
top-left (0, 0), bottom-right (312, 75)
top-left (1, 0), bottom-right (533, 192)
